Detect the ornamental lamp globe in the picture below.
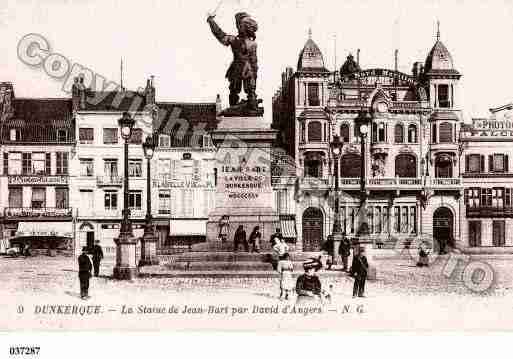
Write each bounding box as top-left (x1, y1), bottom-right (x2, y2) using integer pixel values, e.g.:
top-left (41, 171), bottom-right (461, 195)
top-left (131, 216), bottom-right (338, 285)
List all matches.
top-left (142, 136), bottom-right (156, 160)
top-left (331, 135), bottom-right (343, 157)
top-left (118, 112), bottom-right (135, 140)
top-left (360, 124), bottom-right (369, 137)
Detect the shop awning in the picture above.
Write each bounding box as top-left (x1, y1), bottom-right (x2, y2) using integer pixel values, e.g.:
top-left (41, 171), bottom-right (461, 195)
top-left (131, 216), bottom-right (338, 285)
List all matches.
top-left (16, 222), bottom-right (73, 238)
top-left (169, 219), bottom-right (206, 236)
top-left (280, 218), bottom-right (297, 239)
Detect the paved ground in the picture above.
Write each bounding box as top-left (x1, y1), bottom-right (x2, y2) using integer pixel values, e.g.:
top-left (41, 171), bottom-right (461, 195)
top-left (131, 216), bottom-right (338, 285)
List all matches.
top-left (1, 254), bottom-right (513, 331)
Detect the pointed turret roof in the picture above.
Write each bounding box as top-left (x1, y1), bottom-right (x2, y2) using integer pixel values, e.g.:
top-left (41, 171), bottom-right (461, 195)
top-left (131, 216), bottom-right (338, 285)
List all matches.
top-left (424, 22), bottom-right (460, 77)
top-left (297, 29), bottom-right (329, 73)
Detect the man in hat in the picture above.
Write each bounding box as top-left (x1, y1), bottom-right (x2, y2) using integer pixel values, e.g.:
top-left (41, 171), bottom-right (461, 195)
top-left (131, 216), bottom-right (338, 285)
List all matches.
top-left (350, 246), bottom-right (368, 298)
top-left (339, 236), bottom-right (351, 272)
top-left (91, 240), bottom-right (104, 277)
top-left (295, 259), bottom-right (322, 305)
top-left (207, 12), bottom-right (259, 110)
top-left (78, 247), bottom-right (92, 300)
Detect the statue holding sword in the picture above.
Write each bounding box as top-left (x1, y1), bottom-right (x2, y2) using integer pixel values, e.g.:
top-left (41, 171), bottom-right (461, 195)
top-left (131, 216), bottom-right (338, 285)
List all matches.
top-left (207, 6), bottom-right (262, 116)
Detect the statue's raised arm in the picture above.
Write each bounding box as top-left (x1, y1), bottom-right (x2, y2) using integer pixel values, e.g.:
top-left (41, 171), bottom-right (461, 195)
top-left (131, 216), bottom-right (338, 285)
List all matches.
top-left (206, 12), bottom-right (262, 116)
top-left (207, 16), bottom-right (234, 47)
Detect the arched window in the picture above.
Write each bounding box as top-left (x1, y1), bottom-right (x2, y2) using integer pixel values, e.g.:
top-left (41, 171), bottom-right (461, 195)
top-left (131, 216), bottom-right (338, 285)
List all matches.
top-left (439, 122), bottom-right (453, 143)
top-left (340, 123), bottom-right (350, 143)
top-left (395, 124), bottom-right (404, 143)
top-left (407, 124), bottom-right (417, 143)
top-left (308, 121), bottom-right (322, 142)
top-left (435, 154), bottom-right (453, 178)
top-left (395, 154), bottom-right (417, 177)
top-left (341, 154), bottom-right (361, 178)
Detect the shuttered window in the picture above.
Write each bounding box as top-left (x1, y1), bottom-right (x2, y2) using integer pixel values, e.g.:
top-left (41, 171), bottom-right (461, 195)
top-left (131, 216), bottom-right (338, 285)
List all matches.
top-left (489, 154), bottom-right (508, 173)
top-left (395, 154), bottom-right (416, 178)
top-left (394, 124), bottom-right (404, 143)
top-left (439, 122), bottom-right (453, 143)
top-left (466, 154), bottom-right (482, 173)
top-left (56, 152), bottom-right (68, 175)
top-left (469, 221), bottom-right (481, 247)
top-left (340, 154), bottom-right (361, 178)
top-left (79, 128), bottom-right (94, 143)
top-left (492, 220), bottom-right (505, 247)
top-left (103, 128), bottom-right (118, 144)
top-left (307, 121), bottom-right (322, 142)
top-left (8, 187), bottom-right (22, 208)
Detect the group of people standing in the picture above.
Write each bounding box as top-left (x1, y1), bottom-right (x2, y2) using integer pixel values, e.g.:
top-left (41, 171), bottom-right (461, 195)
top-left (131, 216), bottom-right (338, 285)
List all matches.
top-left (233, 225), bottom-right (262, 253)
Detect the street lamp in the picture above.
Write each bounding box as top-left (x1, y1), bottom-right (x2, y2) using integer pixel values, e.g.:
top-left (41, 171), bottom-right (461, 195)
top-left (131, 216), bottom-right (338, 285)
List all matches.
top-left (113, 112), bottom-right (137, 280)
top-left (357, 121), bottom-right (370, 238)
top-left (139, 135), bottom-right (159, 266)
top-left (354, 114), bottom-right (377, 279)
top-left (330, 135), bottom-right (344, 266)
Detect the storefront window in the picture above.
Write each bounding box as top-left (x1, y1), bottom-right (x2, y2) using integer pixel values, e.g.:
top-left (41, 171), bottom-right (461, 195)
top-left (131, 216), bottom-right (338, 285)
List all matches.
top-left (31, 188), bottom-right (46, 209)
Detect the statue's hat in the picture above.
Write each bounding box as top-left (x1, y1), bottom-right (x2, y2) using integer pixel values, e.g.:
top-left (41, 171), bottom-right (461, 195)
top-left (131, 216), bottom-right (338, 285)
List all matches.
top-left (235, 12), bottom-right (250, 24)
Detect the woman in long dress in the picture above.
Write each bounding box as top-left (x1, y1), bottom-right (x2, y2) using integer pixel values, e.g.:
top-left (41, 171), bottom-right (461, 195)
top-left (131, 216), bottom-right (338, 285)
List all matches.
top-left (277, 253), bottom-right (294, 300)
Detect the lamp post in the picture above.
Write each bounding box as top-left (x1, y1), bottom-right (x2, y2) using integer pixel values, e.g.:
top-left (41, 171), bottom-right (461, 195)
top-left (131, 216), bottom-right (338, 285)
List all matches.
top-left (355, 114), bottom-right (376, 279)
top-left (330, 135), bottom-right (344, 266)
top-left (113, 112), bottom-right (137, 280)
top-left (139, 135), bottom-right (159, 266)
top-left (356, 119), bottom-right (370, 239)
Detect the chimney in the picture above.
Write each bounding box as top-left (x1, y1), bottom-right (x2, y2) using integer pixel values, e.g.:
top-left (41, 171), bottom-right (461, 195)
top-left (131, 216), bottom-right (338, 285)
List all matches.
top-left (215, 94), bottom-right (222, 114)
top-left (71, 77), bottom-right (81, 111)
top-left (412, 63), bottom-right (419, 78)
top-left (145, 76), bottom-right (155, 105)
top-left (0, 82), bottom-right (15, 118)
top-left (78, 75), bottom-right (86, 109)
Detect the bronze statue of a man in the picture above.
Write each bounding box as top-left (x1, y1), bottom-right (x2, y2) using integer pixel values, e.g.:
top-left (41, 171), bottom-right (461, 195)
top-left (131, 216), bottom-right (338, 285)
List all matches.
top-left (207, 12), bottom-right (259, 112)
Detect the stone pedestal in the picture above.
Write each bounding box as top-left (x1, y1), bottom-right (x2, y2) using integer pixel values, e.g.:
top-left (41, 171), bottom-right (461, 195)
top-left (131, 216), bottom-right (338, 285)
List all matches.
top-left (138, 230), bottom-right (159, 267)
top-left (206, 115), bottom-right (279, 248)
top-left (113, 232), bottom-right (138, 280)
top-left (330, 233), bottom-right (343, 267)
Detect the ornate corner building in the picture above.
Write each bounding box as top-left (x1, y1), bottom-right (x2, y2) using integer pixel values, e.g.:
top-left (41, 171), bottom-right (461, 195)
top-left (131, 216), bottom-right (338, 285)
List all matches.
top-left (271, 28), bottom-right (506, 253)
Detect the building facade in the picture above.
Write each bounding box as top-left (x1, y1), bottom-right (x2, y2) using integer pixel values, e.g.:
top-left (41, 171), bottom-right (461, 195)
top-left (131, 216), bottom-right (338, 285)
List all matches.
top-left (71, 77), bottom-right (155, 256)
top-left (0, 82), bottom-right (74, 254)
top-left (272, 30), bottom-right (465, 252)
top-left (151, 101), bottom-right (218, 252)
top-left (461, 105), bottom-right (513, 252)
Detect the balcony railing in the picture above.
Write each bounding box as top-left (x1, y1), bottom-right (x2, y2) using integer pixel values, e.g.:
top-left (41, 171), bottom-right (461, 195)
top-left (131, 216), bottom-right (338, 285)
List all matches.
top-left (8, 175), bottom-right (68, 185)
top-left (4, 207), bottom-right (72, 219)
top-left (77, 208), bottom-right (146, 219)
top-left (96, 176), bottom-right (123, 186)
top-left (429, 177), bottom-right (461, 188)
top-left (273, 175), bottom-right (462, 191)
top-left (466, 205), bottom-right (513, 218)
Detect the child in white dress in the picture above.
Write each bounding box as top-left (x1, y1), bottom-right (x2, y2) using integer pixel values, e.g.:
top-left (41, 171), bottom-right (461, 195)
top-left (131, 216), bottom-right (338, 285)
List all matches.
top-left (277, 253), bottom-right (294, 300)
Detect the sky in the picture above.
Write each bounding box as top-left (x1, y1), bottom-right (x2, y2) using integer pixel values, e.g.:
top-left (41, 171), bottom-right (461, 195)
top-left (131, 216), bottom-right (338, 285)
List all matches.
top-left (1, 0), bottom-right (513, 123)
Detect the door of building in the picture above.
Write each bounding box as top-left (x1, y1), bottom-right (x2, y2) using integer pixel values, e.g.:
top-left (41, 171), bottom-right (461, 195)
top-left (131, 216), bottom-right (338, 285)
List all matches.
top-left (86, 231), bottom-right (95, 250)
top-left (433, 207), bottom-right (453, 254)
top-left (302, 207), bottom-right (323, 252)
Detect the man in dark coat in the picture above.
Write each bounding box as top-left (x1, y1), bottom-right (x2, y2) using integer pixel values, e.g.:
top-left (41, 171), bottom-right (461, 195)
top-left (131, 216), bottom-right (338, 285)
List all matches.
top-left (91, 240), bottom-right (104, 277)
top-left (339, 237), bottom-right (351, 272)
top-left (233, 225), bottom-right (248, 252)
top-left (78, 247), bottom-right (92, 299)
top-left (350, 246), bottom-right (368, 298)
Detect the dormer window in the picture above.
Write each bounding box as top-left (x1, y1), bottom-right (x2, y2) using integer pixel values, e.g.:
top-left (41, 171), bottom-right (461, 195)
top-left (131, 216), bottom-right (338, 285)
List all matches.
top-left (57, 129), bottom-right (68, 142)
top-left (9, 128), bottom-right (20, 141)
top-left (159, 134), bottom-right (170, 147)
